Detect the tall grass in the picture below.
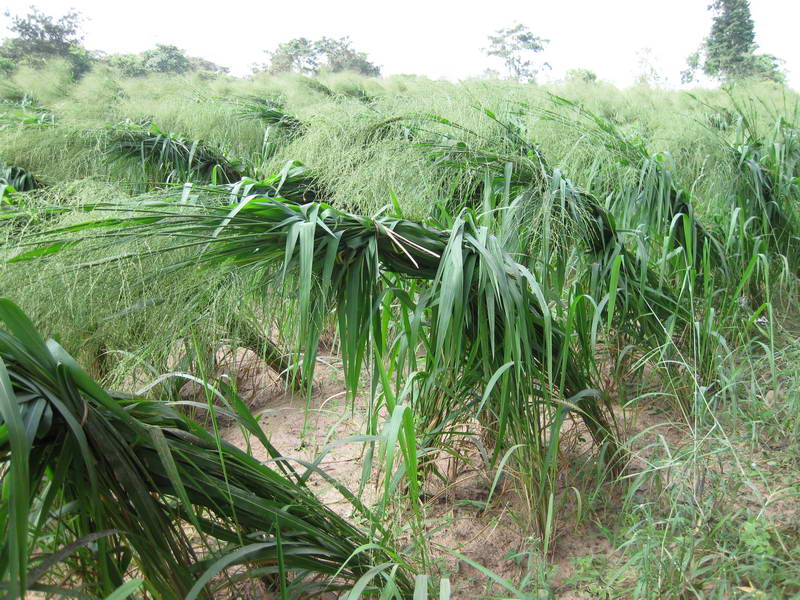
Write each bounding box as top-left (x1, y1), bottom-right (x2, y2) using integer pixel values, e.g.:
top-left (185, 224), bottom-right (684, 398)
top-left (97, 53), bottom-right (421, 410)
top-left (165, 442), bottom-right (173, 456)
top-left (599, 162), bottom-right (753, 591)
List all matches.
top-left (0, 298), bottom-right (415, 599)
top-left (12, 184), bottom-right (622, 532)
top-left (2, 62), bottom-right (800, 597)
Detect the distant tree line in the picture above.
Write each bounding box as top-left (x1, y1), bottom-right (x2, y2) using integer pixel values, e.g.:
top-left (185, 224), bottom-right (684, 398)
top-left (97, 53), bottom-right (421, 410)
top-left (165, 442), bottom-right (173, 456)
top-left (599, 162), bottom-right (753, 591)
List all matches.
top-left (0, 7), bottom-right (229, 78)
top-left (0, 3), bottom-right (788, 86)
top-left (104, 45), bottom-right (229, 77)
top-left (0, 7), bottom-right (383, 80)
top-left (483, 2), bottom-right (784, 87)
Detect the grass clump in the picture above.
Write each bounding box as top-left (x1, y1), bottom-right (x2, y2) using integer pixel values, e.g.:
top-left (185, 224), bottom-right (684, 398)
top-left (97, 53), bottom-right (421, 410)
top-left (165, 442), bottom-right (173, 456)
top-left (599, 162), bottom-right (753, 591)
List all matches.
top-left (0, 298), bottom-right (415, 599)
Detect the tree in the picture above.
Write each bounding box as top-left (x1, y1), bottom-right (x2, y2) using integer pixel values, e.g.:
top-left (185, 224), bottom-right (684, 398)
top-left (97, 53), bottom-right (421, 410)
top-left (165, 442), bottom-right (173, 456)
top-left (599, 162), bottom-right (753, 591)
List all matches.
top-left (566, 68), bottom-right (597, 84)
top-left (188, 55), bottom-right (229, 75)
top-left (106, 45), bottom-right (228, 77)
top-left (635, 48), bottom-right (666, 87)
top-left (483, 24), bottom-right (549, 81)
top-left (750, 53), bottom-right (785, 83)
top-left (705, 0), bottom-right (756, 79)
top-left (682, 0), bottom-right (784, 84)
top-left (140, 44), bottom-right (190, 74)
top-left (266, 37), bottom-right (319, 75)
top-left (259, 36), bottom-right (380, 77)
top-left (0, 6), bottom-right (92, 76)
top-left (314, 37), bottom-right (380, 76)
top-left (106, 53), bottom-right (148, 77)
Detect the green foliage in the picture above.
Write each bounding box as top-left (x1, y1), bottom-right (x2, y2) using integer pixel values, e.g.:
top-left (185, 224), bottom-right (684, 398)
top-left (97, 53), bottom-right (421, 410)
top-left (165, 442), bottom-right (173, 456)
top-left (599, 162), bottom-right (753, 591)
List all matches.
top-left (608, 445), bottom-right (800, 599)
top-left (683, 0), bottom-right (785, 84)
top-left (0, 98), bottom-right (55, 129)
top-left (139, 44), bottom-right (191, 74)
top-left (0, 57), bottom-right (14, 75)
top-left (725, 98), bottom-right (800, 257)
top-left (1, 6), bottom-right (84, 56)
top-left (565, 68), bottom-right (597, 84)
top-left (260, 36), bottom-right (381, 77)
top-left (14, 185), bottom-right (620, 535)
top-left (483, 24), bottom-right (549, 81)
top-left (106, 45), bottom-right (190, 76)
top-left (315, 36), bottom-right (381, 76)
top-left (0, 6), bottom-right (92, 77)
top-left (2, 68), bottom-right (800, 597)
top-left (187, 55), bottom-right (229, 75)
top-left (0, 163), bottom-right (40, 204)
top-left (263, 38), bottom-right (318, 75)
top-left (706, 0), bottom-right (757, 79)
top-left (105, 45), bottom-right (228, 78)
top-left (105, 53), bottom-right (148, 77)
top-left (0, 298), bottom-right (414, 598)
top-left (105, 121), bottom-right (243, 184)
top-left (234, 96), bottom-right (306, 136)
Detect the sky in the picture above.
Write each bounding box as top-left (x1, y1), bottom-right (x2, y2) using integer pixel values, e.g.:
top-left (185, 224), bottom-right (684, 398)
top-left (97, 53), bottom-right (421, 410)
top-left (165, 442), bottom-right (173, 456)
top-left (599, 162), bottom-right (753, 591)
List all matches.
top-left (2, 0), bottom-right (798, 89)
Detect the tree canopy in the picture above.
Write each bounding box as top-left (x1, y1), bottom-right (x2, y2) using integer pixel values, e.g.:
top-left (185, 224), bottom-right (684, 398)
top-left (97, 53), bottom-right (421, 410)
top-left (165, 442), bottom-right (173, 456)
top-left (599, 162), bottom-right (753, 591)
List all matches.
top-left (483, 24), bottom-right (549, 81)
top-left (0, 6), bottom-right (92, 76)
top-left (682, 0), bottom-right (784, 84)
top-left (259, 36), bottom-right (381, 77)
top-left (105, 45), bottom-right (228, 77)
top-left (566, 68), bottom-right (598, 84)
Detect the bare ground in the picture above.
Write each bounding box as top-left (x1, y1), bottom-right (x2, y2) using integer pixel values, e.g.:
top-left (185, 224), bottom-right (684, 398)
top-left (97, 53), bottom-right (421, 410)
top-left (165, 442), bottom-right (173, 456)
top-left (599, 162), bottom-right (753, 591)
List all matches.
top-left (215, 351), bottom-right (619, 599)
top-left (203, 346), bottom-right (799, 599)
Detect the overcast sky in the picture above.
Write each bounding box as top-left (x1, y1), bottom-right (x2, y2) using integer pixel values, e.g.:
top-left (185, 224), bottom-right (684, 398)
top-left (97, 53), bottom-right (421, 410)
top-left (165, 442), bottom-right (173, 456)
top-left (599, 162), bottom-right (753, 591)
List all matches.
top-left (2, 0), bottom-right (798, 89)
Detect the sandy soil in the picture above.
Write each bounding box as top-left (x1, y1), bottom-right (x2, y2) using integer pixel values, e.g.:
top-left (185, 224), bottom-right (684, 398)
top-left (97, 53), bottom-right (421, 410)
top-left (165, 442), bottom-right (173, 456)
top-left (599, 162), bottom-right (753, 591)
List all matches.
top-left (211, 350), bottom-right (620, 599)
top-left (196, 344), bottom-right (799, 599)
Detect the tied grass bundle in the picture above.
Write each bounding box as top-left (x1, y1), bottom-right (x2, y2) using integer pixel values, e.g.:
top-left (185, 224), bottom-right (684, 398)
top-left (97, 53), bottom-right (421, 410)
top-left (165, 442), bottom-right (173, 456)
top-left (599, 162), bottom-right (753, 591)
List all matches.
top-left (541, 94), bottom-right (729, 276)
top-left (393, 108), bottom-right (689, 342)
top-left (1, 163), bottom-right (41, 207)
top-left (14, 191), bottom-right (621, 534)
top-left (235, 96), bottom-right (307, 137)
top-left (0, 101), bottom-right (55, 130)
top-left (105, 121), bottom-right (243, 185)
top-left (216, 160), bottom-right (324, 205)
top-left (726, 99), bottom-right (800, 258)
top-left (0, 298), bottom-right (413, 599)
top-left (0, 163), bottom-right (40, 195)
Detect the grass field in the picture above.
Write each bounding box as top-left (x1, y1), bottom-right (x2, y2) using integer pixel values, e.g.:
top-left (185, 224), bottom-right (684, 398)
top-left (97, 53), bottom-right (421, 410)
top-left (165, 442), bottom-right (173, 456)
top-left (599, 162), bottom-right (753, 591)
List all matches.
top-left (2, 61), bottom-right (800, 599)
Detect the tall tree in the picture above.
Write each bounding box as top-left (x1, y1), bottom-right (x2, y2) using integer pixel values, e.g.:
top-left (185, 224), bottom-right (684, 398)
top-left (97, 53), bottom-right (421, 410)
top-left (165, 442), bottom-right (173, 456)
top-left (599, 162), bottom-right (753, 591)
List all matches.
top-left (483, 24), bottom-right (549, 81)
top-left (682, 0), bottom-right (784, 84)
top-left (705, 0), bottom-right (756, 79)
top-left (267, 37), bottom-right (319, 75)
top-left (140, 44), bottom-right (191, 74)
top-left (0, 6), bottom-right (92, 76)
